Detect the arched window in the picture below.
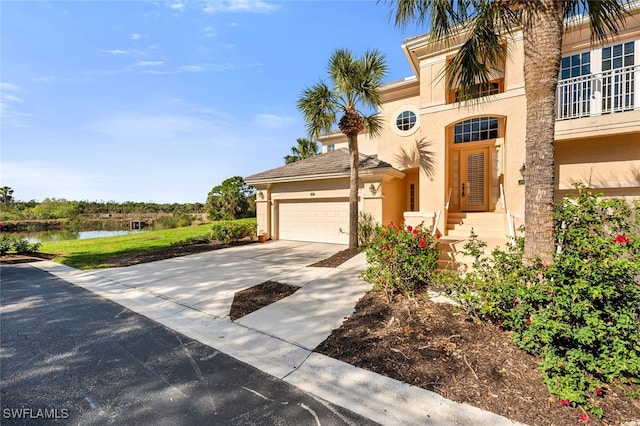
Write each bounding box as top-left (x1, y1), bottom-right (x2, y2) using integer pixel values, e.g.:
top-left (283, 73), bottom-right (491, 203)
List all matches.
top-left (453, 117), bottom-right (500, 143)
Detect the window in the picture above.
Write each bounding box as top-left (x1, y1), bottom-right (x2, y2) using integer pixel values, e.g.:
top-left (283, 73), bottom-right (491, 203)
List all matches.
top-left (327, 144), bottom-right (335, 152)
top-left (409, 184), bottom-right (415, 211)
top-left (452, 81), bottom-right (502, 102)
top-left (396, 111), bottom-right (417, 132)
top-left (560, 52), bottom-right (591, 80)
top-left (602, 41), bottom-right (634, 71)
top-left (453, 117), bottom-right (499, 143)
top-left (559, 51), bottom-right (592, 118)
top-left (602, 41), bottom-right (635, 112)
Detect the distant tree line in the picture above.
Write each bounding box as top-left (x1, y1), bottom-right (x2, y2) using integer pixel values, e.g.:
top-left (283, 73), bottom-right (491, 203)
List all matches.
top-left (0, 188), bottom-right (205, 221)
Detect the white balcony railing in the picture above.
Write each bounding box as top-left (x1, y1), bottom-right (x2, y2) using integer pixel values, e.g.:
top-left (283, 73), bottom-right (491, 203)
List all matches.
top-left (556, 64), bottom-right (639, 120)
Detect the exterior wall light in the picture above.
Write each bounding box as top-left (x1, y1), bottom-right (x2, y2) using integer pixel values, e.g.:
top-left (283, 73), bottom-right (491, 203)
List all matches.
top-left (369, 183), bottom-right (378, 195)
top-left (258, 191), bottom-right (264, 200)
top-left (519, 163), bottom-right (526, 185)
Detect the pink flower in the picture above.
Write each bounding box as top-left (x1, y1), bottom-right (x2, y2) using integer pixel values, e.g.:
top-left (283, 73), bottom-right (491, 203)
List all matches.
top-left (579, 413), bottom-right (589, 423)
top-left (413, 229), bottom-right (419, 236)
top-left (436, 231), bottom-right (442, 239)
top-left (407, 225), bottom-right (413, 232)
top-left (613, 234), bottom-right (630, 244)
top-left (512, 298), bottom-right (520, 307)
top-left (419, 238), bottom-right (427, 248)
top-left (560, 399), bottom-right (571, 406)
top-left (525, 317), bottom-right (532, 325)
top-left (595, 388), bottom-right (603, 397)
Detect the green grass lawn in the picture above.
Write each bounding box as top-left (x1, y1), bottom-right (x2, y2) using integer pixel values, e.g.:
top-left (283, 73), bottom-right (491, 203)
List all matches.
top-left (40, 223), bottom-right (221, 270)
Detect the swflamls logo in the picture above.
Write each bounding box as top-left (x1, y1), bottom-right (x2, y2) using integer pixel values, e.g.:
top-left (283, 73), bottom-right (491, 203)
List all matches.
top-left (3, 408), bottom-right (69, 419)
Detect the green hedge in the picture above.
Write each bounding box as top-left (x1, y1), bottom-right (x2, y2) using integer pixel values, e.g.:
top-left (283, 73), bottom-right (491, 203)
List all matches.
top-left (210, 218), bottom-right (257, 244)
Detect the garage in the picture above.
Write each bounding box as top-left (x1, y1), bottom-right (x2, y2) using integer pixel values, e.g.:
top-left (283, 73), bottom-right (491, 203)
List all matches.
top-left (278, 199), bottom-right (349, 245)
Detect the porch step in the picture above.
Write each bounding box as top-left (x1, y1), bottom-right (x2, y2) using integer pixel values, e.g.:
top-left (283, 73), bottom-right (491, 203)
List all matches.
top-left (438, 214), bottom-right (510, 273)
top-left (446, 212), bottom-right (509, 240)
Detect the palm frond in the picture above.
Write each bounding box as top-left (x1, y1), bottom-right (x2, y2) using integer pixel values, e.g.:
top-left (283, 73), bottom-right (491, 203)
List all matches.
top-left (444, 1), bottom-right (513, 102)
top-left (297, 82), bottom-right (337, 139)
top-left (361, 113), bottom-right (384, 138)
top-left (563, 0), bottom-right (629, 44)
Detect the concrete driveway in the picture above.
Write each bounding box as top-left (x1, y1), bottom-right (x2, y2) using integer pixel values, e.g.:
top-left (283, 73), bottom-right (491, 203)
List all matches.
top-left (90, 240), bottom-right (355, 321)
top-left (32, 240), bottom-right (520, 425)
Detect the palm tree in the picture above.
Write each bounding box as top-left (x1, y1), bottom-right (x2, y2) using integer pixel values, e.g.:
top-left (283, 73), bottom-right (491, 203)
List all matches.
top-left (298, 48), bottom-right (387, 249)
top-left (284, 138), bottom-right (319, 164)
top-left (390, 0), bottom-right (627, 262)
top-left (0, 186), bottom-right (14, 209)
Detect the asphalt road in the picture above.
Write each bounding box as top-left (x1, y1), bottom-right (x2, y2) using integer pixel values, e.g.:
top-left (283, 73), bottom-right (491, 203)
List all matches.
top-left (1, 264), bottom-right (376, 425)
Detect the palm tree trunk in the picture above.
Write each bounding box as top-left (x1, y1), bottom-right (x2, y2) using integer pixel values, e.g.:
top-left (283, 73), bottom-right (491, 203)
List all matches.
top-left (523, 1), bottom-right (564, 263)
top-left (348, 134), bottom-right (359, 249)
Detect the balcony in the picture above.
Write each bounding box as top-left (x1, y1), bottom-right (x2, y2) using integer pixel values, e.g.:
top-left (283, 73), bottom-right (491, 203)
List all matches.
top-left (557, 64), bottom-right (640, 120)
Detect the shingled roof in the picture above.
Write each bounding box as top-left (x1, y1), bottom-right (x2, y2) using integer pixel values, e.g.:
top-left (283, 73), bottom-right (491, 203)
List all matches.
top-left (245, 148), bottom-right (401, 184)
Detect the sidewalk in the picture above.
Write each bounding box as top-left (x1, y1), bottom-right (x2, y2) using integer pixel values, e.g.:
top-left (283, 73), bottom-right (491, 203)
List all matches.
top-left (33, 244), bottom-right (522, 425)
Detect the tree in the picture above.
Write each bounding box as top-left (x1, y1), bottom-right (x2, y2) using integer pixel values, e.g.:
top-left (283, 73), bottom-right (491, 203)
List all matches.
top-left (390, 0), bottom-right (627, 263)
top-left (206, 176), bottom-right (256, 221)
top-left (298, 48), bottom-right (387, 249)
top-left (284, 138), bottom-right (319, 164)
top-left (0, 186), bottom-right (14, 209)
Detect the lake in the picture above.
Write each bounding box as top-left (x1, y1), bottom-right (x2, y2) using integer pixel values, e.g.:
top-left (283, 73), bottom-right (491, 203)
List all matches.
top-left (18, 229), bottom-right (147, 243)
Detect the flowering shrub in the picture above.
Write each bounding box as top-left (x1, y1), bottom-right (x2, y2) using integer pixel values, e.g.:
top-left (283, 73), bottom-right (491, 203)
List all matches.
top-left (437, 186), bottom-right (640, 417)
top-left (361, 221), bottom-right (440, 299)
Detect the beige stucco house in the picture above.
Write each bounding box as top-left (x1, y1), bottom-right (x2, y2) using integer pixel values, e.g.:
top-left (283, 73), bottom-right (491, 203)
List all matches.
top-left (246, 7), bottom-right (640, 246)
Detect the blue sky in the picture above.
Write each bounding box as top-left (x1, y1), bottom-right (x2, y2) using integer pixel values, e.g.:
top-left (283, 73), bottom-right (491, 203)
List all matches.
top-left (1, 1), bottom-right (423, 203)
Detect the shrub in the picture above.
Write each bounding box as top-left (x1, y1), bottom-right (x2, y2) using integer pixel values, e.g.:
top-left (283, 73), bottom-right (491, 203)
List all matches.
top-left (361, 220), bottom-right (440, 300)
top-left (358, 212), bottom-right (378, 248)
top-left (171, 234), bottom-right (211, 246)
top-left (0, 235), bottom-right (14, 255)
top-left (437, 186), bottom-right (640, 417)
top-left (12, 237), bottom-right (41, 255)
top-left (210, 219), bottom-right (257, 244)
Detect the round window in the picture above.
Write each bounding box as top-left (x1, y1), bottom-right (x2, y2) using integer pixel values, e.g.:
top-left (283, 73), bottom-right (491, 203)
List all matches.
top-left (396, 110), bottom-right (417, 132)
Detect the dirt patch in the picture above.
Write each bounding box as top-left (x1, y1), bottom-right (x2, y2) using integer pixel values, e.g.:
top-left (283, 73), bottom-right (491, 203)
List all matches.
top-left (308, 248), bottom-right (360, 267)
top-left (228, 281), bottom-right (299, 321)
top-left (0, 253), bottom-right (58, 264)
top-left (97, 240), bottom-right (256, 268)
top-left (315, 290), bottom-right (640, 426)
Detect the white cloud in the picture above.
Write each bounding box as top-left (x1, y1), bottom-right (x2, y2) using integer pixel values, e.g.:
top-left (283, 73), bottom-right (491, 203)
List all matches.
top-left (179, 65), bottom-right (204, 72)
top-left (131, 60), bottom-right (164, 67)
top-left (202, 0), bottom-right (279, 14)
top-left (103, 48), bottom-right (128, 55)
top-left (252, 113), bottom-right (295, 129)
top-left (0, 82), bottom-right (22, 92)
top-left (0, 161), bottom-right (114, 202)
top-left (131, 33), bottom-right (148, 40)
top-left (0, 82), bottom-right (32, 127)
top-left (168, 2), bottom-right (185, 11)
top-left (204, 26), bottom-right (216, 37)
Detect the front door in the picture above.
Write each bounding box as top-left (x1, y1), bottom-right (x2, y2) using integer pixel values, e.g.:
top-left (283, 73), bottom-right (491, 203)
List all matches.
top-left (461, 148), bottom-right (489, 211)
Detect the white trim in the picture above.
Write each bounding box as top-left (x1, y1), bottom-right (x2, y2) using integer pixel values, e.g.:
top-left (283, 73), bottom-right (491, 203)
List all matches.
top-left (391, 105), bottom-right (420, 137)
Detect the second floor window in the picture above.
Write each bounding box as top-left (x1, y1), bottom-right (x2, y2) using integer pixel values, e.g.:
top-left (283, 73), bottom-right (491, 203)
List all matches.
top-left (327, 144), bottom-right (335, 152)
top-left (453, 117), bottom-right (499, 143)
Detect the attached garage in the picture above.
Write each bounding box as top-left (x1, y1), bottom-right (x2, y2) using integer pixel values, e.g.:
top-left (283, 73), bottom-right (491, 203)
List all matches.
top-left (278, 199), bottom-right (349, 244)
top-left (246, 149), bottom-right (405, 245)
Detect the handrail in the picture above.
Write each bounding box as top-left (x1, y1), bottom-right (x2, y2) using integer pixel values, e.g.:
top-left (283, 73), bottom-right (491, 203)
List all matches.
top-left (434, 188), bottom-right (452, 238)
top-left (500, 183), bottom-right (516, 241)
top-left (445, 187), bottom-right (452, 210)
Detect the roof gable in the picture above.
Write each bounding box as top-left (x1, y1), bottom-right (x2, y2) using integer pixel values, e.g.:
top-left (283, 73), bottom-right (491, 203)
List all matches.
top-left (245, 149), bottom-right (400, 184)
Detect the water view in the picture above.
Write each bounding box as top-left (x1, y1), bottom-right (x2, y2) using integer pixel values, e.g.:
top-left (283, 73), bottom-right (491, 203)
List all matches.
top-left (19, 229), bottom-right (148, 243)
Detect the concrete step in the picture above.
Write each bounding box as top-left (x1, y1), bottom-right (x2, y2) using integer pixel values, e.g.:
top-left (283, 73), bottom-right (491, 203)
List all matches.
top-left (447, 228), bottom-right (509, 239)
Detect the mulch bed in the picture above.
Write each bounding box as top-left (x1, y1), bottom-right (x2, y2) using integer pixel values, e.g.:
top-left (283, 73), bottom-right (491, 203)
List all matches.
top-left (308, 248), bottom-right (360, 267)
top-left (315, 290), bottom-right (640, 426)
top-left (0, 253), bottom-right (57, 264)
top-left (228, 281), bottom-right (299, 321)
top-left (102, 240), bottom-right (257, 267)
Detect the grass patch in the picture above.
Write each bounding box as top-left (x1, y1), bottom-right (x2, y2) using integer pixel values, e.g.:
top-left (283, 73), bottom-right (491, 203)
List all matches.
top-left (40, 223), bottom-right (218, 270)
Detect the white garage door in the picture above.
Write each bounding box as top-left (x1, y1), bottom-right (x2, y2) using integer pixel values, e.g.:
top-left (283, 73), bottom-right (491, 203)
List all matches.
top-left (278, 200), bottom-right (349, 244)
